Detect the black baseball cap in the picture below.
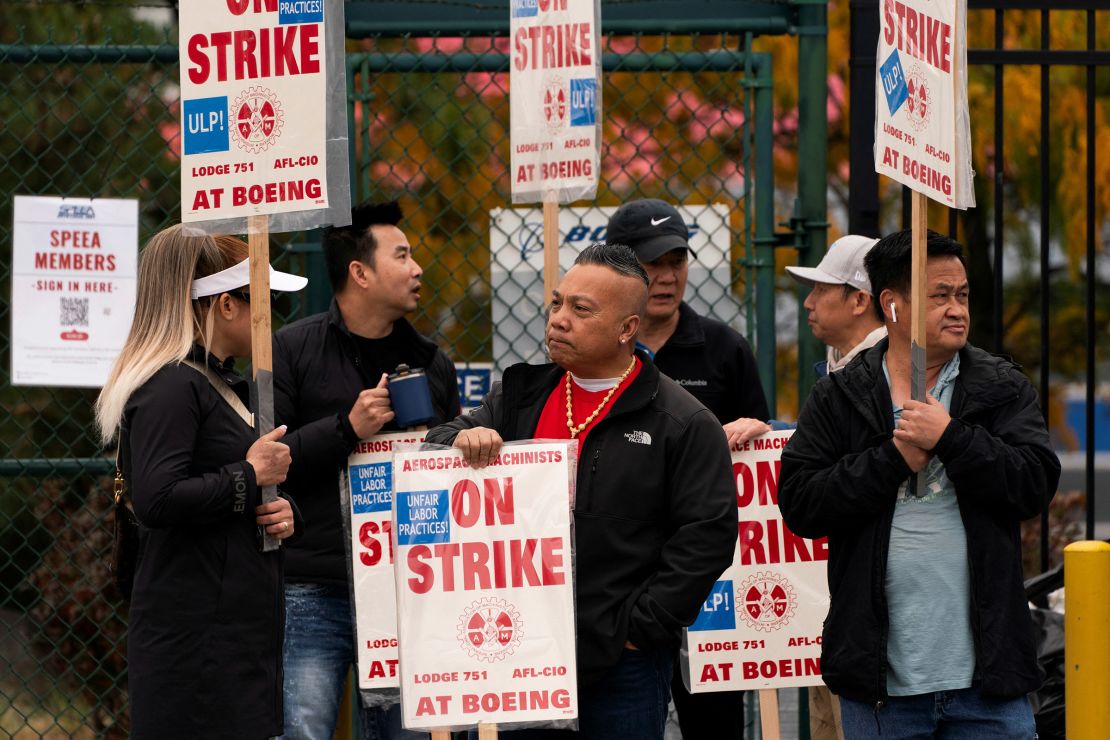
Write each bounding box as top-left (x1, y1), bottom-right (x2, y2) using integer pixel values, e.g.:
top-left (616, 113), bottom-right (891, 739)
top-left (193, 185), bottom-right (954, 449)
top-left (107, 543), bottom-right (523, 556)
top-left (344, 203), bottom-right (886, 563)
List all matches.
top-left (605, 199), bottom-right (695, 263)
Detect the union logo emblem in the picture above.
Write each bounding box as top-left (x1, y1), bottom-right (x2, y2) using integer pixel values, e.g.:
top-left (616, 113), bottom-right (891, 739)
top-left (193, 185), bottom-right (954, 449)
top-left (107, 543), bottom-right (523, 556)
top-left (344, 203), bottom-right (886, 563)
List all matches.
top-left (739, 572), bottom-right (797, 632)
top-left (542, 78), bottom-right (567, 133)
top-left (457, 597), bottom-right (523, 662)
top-left (903, 65), bottom-right (932, 133)
top-left (230, 86), bottom-right (284, 153)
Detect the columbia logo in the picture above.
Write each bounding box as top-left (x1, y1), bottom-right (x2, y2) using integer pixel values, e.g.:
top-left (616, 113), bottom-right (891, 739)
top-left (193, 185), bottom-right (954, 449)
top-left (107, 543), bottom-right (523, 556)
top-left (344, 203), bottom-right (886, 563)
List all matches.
top-left (624, 430), bottom-right (652, 445)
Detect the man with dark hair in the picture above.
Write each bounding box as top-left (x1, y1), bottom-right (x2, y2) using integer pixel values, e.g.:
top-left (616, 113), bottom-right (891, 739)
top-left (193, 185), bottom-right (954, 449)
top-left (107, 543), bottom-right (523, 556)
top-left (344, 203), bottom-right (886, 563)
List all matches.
top-left (274, 201), bottom-right (460, 740)
top-left (779, 229), bottom-right (1059, 738)
top-left (605, 198), bottom-right (769, 739)
top-left (427, 243), bottom-right (737, 739)
top-left (605, 199), bottom-right (770, 451)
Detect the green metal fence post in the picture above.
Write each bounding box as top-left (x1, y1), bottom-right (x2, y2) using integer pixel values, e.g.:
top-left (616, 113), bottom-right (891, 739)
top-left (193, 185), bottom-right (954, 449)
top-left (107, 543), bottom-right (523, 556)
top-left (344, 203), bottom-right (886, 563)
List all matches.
top-left (794, 0), bottom-right (830, 405)
top-left (752, 53), bottom-right (777, 415)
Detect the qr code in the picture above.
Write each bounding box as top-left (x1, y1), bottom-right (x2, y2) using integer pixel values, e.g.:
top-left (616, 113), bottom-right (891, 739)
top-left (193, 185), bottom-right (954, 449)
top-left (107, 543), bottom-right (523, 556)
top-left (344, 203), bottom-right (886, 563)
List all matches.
top-left (60, 297), bottom-right (89, 327)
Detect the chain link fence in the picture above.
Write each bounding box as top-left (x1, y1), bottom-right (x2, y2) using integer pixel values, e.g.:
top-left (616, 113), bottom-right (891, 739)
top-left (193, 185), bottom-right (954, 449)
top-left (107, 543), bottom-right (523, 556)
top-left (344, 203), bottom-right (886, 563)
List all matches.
top-left (1, 6), bottom-right (777, 735)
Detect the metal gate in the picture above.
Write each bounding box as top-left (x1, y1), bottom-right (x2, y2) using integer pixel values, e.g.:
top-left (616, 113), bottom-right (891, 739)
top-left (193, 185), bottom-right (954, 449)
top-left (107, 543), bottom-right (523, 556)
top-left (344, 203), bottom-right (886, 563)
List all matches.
top-left (0, 1), bottom-right (828, 735)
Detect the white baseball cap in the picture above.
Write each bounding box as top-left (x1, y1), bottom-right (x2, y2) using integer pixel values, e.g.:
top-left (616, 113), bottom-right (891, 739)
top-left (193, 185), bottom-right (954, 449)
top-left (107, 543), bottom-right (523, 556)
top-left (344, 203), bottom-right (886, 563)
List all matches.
top-left (191, 258), bottom-right (308, 299)
top-left (785, 235), bottom-right (879, 294)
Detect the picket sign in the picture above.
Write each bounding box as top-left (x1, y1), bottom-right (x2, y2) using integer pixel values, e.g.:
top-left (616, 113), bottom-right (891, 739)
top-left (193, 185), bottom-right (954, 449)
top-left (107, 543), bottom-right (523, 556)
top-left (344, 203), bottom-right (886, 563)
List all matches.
top-left (392, 442), bottom-right (578, 733)
top-left (510, 0), bottom-right (602, 304)
top-left (682, 430), bottom-right (827, 737)
top-left (179, 0), bottom-right (350, 548)
top-left (874, 0), bottom-right (973, 494)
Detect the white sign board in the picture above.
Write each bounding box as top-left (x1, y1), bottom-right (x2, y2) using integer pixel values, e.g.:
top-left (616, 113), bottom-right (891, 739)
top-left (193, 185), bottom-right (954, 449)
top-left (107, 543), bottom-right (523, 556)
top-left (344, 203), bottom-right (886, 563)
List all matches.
top-left (490, 203), bottom-right (742, 368)
top-left (10, 196), bottom-right (138, 387)
top-left (393, 442), bottom-right (578, 730)
top-left (347, 431), bottom-right (426, 691)
top-left (509, 0), bottom-right (601, 204)
top-left (874, 0), bottom-right (974, 208)
top-left (179, 0), bottom-right (330, 221)
top-left (684, 431), bottom-right (831, 692)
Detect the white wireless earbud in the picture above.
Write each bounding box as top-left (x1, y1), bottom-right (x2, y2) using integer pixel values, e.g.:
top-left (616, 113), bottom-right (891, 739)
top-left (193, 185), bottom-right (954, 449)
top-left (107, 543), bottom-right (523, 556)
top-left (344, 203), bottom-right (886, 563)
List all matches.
top-left (890, 302), bottom-right (898, 324)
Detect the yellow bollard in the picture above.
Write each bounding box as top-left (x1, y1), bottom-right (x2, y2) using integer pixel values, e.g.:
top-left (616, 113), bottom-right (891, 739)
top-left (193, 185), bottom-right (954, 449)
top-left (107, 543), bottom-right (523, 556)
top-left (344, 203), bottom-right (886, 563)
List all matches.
top-left (1064, 540), bottom-right (1110, 738)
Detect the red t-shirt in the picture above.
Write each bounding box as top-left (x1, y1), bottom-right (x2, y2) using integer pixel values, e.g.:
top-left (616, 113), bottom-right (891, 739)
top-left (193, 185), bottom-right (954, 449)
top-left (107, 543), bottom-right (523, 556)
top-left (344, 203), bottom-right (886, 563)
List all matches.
top-left (533, 358), bottom-right (642, 455)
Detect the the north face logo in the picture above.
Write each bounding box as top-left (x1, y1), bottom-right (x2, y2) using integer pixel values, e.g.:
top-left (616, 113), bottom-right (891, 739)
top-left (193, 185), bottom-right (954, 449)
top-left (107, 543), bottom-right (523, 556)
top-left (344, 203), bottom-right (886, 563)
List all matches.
top-left (624, 430), bottom-right (652, 445)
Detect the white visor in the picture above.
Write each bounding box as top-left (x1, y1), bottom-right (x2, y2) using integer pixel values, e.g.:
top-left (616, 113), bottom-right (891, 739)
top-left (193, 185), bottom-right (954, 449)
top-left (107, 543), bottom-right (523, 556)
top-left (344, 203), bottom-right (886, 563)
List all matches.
top-left (191, 258), bottom-right (308, 299)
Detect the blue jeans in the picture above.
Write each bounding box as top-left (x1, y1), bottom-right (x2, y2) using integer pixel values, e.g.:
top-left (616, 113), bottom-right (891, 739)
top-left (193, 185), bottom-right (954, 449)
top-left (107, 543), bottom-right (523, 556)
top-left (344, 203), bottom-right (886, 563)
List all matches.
top-left (839, 685), bottom-right (1035, 739)
top-left (495, 647), bottom-right (673, 739)
top-left (281, 584), bottom-right (421, 740)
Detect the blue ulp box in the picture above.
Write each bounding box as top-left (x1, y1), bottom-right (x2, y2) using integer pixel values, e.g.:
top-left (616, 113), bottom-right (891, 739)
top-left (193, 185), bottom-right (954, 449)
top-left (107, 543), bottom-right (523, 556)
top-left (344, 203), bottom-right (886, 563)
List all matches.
top-left (350, 462), bottom-right (393, 513)
top-left (570, 78), bottom-right (598, 127)
top-left (395, 489), bottom-right (450, 545)
top-left (182, 97), bottom-right (229, 155)
top-left (689, 580), bottom-right (736, 632)
top-left (279, 0), bottom-right (324, 24)
top-left (880, 50), bottom-right (908, 116)
top-left (511, 0), bottom-right (538, 18)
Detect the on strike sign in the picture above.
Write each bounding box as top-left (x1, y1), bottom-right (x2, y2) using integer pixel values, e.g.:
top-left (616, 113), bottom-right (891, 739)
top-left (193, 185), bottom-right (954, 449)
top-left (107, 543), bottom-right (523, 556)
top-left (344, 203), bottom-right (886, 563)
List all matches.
top-left (393, 442), bottom-right (578, 730)
top-left (509, 0), bottom-right (601, 204)
top-left (346, 432), bottom-right (426, 692)
top-left (684, 431), bottom-right (831, 692)
top-left (179, 0), bottom-right (329, 221)
top-left (10, 196), bottom-right (137, 387)
top-left (874, 0), bottom-right (974, 208)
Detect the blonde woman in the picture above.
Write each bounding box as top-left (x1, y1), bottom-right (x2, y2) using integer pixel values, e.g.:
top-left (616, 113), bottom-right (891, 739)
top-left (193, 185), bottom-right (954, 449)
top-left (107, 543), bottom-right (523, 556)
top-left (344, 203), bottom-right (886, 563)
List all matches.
top-left (96, 225), bottom-right (306, 739)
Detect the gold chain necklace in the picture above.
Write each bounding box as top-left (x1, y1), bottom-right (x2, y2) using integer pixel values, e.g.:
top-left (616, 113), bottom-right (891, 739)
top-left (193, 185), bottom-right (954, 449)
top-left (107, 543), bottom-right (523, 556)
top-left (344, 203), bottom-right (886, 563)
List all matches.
top-left (565, 356), bottom-right (636, 439)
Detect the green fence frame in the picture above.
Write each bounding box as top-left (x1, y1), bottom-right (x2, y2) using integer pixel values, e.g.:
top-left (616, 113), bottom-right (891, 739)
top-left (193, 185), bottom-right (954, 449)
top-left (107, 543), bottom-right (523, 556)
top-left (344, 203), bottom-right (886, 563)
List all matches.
top-left (0, 2), bottom-right (829, 735)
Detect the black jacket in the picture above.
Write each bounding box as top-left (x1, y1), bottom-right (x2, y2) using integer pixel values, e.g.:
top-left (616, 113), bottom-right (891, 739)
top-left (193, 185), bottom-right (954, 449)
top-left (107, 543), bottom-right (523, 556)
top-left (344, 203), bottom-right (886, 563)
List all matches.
top-left (651, 302), bottom-right (770, 424)
top-left (274, 300), bottom-right (460, 586)
top-left (123, 348), bottom-right (287, 739)
top-left (778, 340), bottom-right (1061, 704)
top-left (426, 352), bottom-right (737, 684)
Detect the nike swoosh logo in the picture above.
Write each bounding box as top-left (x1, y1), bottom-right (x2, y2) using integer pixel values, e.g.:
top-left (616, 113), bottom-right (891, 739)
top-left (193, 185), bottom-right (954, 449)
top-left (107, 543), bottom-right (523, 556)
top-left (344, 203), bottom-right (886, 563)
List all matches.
top-left (650, 216), bottom-right (671, 226)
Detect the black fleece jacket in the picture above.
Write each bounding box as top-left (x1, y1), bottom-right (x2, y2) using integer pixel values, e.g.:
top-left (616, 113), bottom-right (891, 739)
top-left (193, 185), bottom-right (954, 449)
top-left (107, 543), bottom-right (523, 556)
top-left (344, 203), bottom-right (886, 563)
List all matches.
top-left (779, 340), bottom-right (1060, 704)
top-left (426, 352), bottom-right (737, 685)
top-left (651, 302), bottom-right (770, 424)
top-left (274, 301), bottom-right (459, 586)
top-left (123, 347), bottom-right (292, 739)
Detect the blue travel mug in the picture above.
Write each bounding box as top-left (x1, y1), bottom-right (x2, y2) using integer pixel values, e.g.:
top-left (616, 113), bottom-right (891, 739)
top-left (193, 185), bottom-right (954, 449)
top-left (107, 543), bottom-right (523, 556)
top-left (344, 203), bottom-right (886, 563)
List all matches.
top-left (388, 364), bottom-right (435, 428)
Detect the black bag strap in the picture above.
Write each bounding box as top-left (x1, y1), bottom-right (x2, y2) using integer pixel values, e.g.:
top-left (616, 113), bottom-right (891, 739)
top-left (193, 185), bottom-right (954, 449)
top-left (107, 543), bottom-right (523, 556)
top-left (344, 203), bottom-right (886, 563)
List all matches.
top-left (114, 434), bottom-right (125, 503)
top-left (114, 429), bottom-right (129, 507)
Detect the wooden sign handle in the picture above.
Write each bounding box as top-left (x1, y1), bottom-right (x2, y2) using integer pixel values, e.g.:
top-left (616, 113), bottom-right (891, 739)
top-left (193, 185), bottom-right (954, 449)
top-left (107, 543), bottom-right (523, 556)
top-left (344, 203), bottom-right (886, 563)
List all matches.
top-left (248, 214), bottom-right (273, 376)
top-left (543, 194), bottom-right (559, 304)
top-left (430, 727), bottom-right (496, 740)
top-left (909, 190), bottom-right (927, 402)
top-left (909, 190), bottom-right (929, 498)
top-left (247, 213), bottom-right (280, 551)
top-left (759, 688), bottom-right (780, 739)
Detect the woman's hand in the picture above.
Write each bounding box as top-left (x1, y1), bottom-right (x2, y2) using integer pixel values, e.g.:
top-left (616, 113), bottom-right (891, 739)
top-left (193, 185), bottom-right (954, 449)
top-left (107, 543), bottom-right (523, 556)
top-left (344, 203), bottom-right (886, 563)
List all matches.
top-left (256, 496), bottom-right (295, 540)
top-left (246, 425), bottom-right (291, 486)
